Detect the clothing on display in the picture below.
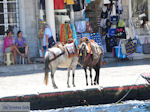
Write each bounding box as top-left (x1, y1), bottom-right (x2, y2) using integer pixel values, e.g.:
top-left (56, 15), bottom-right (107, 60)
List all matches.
top-left (75, 20), bottom-right (87, 33)
top-left (73, 0), bottom-right (84, 11)
top-left (40, 0), bottom-right (45, 10)
top-left (71, 23), bottom-right (78, 46)
top-left (54, 0), bottom-right (64, 9)
top-left (60, 24), bottom-right (67, 43)
top-left (60, 23), bottom-right (73, 44)
top-left (64, 0), bottom-right (74, 5)
top-left (101, 6), bottom-right (108, 19)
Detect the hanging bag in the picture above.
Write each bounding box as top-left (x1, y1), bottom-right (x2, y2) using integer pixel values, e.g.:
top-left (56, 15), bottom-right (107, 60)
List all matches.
top-left (143, 37), bottom-right (150, 54)
top-left (125, 39), bottom-right (136, 55)
top-left (114, 40), bottom-right (127, 59)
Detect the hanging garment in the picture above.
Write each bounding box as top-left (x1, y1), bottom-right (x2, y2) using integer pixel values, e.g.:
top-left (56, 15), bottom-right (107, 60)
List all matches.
top-left (64, 0), bottom-right (74, 5)
top-left (54, 0), bottom-right (64, 9)
top-left (118, 19), bottom-right (125, 27)
top-left (75, 20), bottom-right (87, 33)
top-left (86, 0), bottom-right (91, 4)
top-left (40, 0), bottom-right (45, 10)
top-left (60, 24), bottom-right (66, 43)
top-left (71, 23), bottom-right (78, 46)
top-left (67, 24), bottom-right (73, 42)
top-left (65, 24), bottom-right (68, 43)
top-left (101, 6), bottom-right (108, 19)
top-left (116, 0), bottom-right (123, 14)
top-left (110, 4), bottom-right (116, 16)
top-left (73, 0), bottom-right (84, 11)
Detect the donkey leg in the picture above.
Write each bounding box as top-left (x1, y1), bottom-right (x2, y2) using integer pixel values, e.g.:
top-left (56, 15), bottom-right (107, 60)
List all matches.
top-left (50, 66), bottom-right (58, 89)
top-left (89, 68), bottom-right (93, 85)
top-left (72, 66), bottom-right (76, 87)
top-left (84, 68), bottom-right (88, 86)
top-left (67, 67), bottom-right (71, 88)
top-left (96, 69), bottom-right (100, 85)
top-left (94, 68), bottom-right (97, 85)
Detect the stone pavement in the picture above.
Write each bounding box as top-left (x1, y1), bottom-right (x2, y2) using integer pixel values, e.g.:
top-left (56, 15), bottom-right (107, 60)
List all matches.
top-left (0, 59), bottom-right (150, 98)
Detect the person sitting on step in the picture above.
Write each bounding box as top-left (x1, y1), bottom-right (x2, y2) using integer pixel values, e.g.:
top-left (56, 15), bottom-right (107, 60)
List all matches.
top-left (15, 30), bottom-right (32, 64)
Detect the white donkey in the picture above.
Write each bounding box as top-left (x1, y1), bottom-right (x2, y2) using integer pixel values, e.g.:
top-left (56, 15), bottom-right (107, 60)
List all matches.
top-left (44, 43), bottom-right (78, 89)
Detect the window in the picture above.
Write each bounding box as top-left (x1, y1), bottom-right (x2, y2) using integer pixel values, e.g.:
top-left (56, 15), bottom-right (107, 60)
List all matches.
top-left (0, 0), bottom-right (19, 37)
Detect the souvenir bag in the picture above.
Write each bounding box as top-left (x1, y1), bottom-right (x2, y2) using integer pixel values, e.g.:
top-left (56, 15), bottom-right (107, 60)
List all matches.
top-left (114, 40), bottom-right (127, 58)
top-left (136, 38), bottom-right (143, 53)
top-left (125, 39), bottom-right (136, 55)
top-left (143, 37), bottom-right (150, 54)
top-left (108, 28), bottom-right (116, 37)
top-left (116, 27), bottom-right (126, 39)
top-left (105, 36), bottom-right (117, 52)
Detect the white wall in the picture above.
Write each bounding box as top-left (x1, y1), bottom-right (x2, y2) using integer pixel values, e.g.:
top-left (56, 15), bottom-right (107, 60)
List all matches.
top-left (19, 0), bottom-right (39, 57)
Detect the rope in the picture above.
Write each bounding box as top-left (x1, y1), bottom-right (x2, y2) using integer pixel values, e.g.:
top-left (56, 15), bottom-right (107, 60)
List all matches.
top-left (115, 75), bottom-right (141, 104)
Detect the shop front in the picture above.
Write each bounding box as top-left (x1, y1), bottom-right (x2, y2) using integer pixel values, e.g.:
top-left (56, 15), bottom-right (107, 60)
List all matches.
top-left (129, 0), bottom-right (150, 59)
top-left (39, 0), bottom-right (150, 60)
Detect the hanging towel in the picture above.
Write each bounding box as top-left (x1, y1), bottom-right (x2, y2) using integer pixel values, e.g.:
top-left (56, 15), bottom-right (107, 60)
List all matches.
top-left (54, 0), bottom-right (64, 9)
top-left (67, 24), bottom-right (73, 41)
top-left (64, 0), bottom-right (74, 5)
top-left (65, 24), bottom-right (68, 43)
top-left (71, 23), bottom-right (78, 46)
top-left (86, 0), bottom-right (91, 4)
top-left (60, 24), bottom-right (66, 43)
top-left (73, 0), bottom-right (84, 11)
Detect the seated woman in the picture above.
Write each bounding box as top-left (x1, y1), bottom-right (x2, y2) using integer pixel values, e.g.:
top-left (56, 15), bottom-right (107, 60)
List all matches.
top-left (15, 31), bottom-right (31, 64)
top-left (3, 30), bottom-right (24, 64)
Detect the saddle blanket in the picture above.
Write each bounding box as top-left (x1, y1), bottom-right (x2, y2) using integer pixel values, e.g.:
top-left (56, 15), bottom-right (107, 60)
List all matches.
top-left (65, 43), bottom-right (77, 57)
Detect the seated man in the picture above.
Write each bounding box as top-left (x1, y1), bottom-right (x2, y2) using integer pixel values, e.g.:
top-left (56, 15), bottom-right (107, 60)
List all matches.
top-left (3, 29), bottom-right (24, 64)
top-left (15, 31), bottom-right (32, 64)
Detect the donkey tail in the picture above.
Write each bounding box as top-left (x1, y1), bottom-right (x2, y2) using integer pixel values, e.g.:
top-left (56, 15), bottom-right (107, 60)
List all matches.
top-left (44, 56), bottom-right (49, 85)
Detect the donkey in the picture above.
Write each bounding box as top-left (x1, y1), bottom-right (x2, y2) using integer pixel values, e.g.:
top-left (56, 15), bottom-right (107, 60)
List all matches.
top-left (78, 38), bottom-right (104, 86)
top-left (44, 43), bottom-right (78, 89)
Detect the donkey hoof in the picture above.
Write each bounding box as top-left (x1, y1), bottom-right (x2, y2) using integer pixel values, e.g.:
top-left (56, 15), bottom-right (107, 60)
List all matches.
top-left (73, 84), bottom-right (76, 87)
top-left (53, 85), bottom-right (58, 89)
top-left (67, 85), bottom-right (70, 88)
top-left (86, 83), bottom-right (88, 86)
top-left (91, 83), bottom-right (93, 86)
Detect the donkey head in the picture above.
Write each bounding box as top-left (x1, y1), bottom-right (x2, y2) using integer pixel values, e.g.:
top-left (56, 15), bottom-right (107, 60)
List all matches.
top-left (78, 42), bottom-right (89, 64)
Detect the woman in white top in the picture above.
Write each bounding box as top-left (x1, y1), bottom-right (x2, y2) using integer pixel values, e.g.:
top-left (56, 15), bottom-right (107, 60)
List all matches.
top-left (42, 23), bottom-right (55, 56)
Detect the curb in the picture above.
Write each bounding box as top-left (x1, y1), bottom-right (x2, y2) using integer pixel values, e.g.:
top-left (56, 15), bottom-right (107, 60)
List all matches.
top-left (0, 64), bottom-right (44, 73)
top-left (0, 84), bottom-right (149, 110)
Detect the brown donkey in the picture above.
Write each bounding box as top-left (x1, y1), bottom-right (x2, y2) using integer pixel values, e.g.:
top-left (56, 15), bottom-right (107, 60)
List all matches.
top-left (78, 38), bottom-right (104, 85)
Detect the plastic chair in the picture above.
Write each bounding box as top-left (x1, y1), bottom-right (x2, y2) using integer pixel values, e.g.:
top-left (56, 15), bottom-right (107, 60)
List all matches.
top-left (19, 54), bottom-right (25, 64)
top-left (4, 52), bottom-right (14, 66)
